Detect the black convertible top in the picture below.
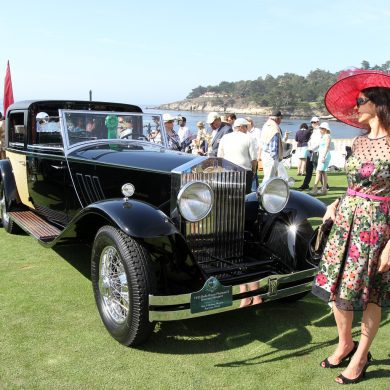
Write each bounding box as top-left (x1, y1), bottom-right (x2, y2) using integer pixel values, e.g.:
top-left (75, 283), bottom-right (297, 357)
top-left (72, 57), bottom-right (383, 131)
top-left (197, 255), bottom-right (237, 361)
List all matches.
top-left (7, 100), bottom-right (143, 116)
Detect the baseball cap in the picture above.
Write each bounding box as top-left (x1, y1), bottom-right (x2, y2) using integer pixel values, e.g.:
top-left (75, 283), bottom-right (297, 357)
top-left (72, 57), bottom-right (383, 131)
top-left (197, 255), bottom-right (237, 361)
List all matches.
top-left (310, 116), bottom-right (320, 123)
top-left (233, 118), bottom-right (250, 128)
top-left (206, 112), bottom-right (220, 124)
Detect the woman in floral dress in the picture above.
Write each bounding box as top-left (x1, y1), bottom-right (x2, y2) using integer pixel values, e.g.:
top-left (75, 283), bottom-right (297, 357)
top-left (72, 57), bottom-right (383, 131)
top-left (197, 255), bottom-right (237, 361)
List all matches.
top-left (312, 70), bottom-right (390, 385)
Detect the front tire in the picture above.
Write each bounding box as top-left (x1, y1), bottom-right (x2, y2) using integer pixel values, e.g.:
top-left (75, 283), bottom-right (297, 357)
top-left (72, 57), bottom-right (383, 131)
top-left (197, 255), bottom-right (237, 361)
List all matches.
top-left (91, 226), bottom-right (155, 346)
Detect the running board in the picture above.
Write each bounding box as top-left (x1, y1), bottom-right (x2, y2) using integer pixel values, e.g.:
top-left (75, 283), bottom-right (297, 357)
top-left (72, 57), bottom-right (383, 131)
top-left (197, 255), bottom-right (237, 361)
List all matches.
top-left (8, 211), bottom-right (61, 241)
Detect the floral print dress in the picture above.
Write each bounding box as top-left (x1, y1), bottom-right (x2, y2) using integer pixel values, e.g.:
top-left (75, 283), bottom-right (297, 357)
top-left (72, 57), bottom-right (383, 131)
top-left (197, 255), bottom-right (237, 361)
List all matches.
top-left (312, 135), bottom-right (390, 310)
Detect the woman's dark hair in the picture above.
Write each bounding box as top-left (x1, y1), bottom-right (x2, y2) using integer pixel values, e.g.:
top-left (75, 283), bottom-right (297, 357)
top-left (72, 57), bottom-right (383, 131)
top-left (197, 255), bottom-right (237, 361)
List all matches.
top-left (300, 123), bottom-right (308, 130)
top-left (361, 87), bottom-right (390, 136)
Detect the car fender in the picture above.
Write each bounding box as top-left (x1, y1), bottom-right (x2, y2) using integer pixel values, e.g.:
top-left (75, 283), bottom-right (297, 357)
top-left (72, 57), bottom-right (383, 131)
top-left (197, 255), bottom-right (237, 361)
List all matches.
top-left (80, 198), bottom-right (180, 238)
top-left (286, 190), bottom-right (326, 223)
top-left (245, 189), bottom-right (326, 224)
top-left (0, 159), bottom-right (21, 208)
top-left (62, 199), bottom-right (204, 294)
top-left (245, 189), bottom-right (326, 260)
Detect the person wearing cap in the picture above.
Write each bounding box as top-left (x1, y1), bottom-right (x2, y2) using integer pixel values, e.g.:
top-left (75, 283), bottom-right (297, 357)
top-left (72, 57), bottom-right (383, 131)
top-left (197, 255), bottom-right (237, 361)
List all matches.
top-left (217, 118), bottom-right (257, 192)
top-left (191, 121), bottom-right (209, 155)
top-left (297, 116), bottom-right (321, 190)
top-left (308, 122), bottom-right (332, 195)
top-left (311, 69), bottom-right (390, 385)
top-left (162, 113), bottom-right (182, 151)
top-left (295, 123), bottom-right (311, 176)
top-left (260, 111), bottom-right (283, 182)
top-left (205, 112), bottom-right (232, 156)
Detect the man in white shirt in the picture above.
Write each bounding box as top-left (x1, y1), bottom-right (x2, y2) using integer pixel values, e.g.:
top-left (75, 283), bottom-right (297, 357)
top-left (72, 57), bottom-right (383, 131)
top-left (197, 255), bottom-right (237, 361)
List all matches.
top-left (298, 116), bottom-right (322, 190)
top-left (245, 117), bottom-right (262, 189)
top-left (177, 116), bottom-right (191, 143)
top-left (218, 118), bottom-right (257, 192)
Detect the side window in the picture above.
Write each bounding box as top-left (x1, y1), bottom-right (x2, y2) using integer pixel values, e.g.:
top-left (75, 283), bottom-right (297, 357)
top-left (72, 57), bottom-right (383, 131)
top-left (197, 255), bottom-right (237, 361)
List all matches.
top-left (8, 112), bottom-right (26, 147)
top-left (34, 116), bottom-right (63, 147)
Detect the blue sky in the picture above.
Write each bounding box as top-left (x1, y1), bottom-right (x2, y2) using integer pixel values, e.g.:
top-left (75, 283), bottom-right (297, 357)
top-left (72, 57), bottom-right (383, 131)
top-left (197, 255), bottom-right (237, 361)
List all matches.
top-left (1, 0), bottom-right (389, 105)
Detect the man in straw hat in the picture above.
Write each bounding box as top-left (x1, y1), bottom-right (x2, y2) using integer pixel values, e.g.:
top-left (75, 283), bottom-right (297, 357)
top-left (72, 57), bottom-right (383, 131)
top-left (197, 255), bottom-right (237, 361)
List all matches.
top-left (311, 69), bottom-right (390, 385)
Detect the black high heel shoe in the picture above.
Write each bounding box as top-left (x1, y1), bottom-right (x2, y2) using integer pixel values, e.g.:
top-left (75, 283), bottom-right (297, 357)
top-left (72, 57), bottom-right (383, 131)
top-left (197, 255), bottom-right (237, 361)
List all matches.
top-left (335, 352), bottom-right (373, 385)
top-left (320, 341), bottom-right (359, 368)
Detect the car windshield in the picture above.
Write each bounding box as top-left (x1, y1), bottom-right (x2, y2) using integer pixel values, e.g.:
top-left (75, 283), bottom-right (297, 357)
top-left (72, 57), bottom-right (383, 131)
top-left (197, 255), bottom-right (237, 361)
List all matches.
top-left (60, 110), bottom-right (167, 148)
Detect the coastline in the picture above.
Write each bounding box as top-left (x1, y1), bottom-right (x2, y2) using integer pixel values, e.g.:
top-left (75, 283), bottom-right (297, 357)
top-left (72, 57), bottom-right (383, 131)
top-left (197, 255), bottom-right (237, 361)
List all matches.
top-left (154, 97), bottom-right (331, 119)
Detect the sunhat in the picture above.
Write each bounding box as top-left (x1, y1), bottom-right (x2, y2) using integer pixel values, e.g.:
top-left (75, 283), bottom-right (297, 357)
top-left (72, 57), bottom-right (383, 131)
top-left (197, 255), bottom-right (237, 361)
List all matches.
top-left (310, 116), bottom-right (320, 123)
top-left (233, 118), bottom-right (250, 128)
top-left (162, 113), bottom-right (175, 123)
top-left (325, 69), bottom-right (390, 129)
top-left (319, 122), bottom-right (331, 132)
top-left (196, 121), bottom-right (205, 128)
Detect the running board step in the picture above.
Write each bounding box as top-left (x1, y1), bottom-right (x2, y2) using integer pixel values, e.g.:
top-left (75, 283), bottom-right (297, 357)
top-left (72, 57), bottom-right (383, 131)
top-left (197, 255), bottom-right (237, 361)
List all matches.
top-left (8, 211), bottom-right (61, 241)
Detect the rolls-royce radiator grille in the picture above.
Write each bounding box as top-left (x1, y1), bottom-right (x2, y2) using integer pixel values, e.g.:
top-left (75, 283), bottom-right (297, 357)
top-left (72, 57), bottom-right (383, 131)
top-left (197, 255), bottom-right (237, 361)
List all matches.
top-left (181, 171), bottom-right (246, 270)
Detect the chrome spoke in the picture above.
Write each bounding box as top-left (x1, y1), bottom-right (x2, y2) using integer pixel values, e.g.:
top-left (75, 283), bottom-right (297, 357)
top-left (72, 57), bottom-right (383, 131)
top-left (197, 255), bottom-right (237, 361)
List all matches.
top-left (99, 245), bottom-right (129, 324)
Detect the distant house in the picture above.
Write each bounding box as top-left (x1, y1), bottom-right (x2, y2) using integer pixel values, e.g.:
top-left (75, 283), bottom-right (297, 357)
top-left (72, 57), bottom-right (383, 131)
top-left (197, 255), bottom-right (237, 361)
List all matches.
top-left (201, 92), bottom-right (230, 98)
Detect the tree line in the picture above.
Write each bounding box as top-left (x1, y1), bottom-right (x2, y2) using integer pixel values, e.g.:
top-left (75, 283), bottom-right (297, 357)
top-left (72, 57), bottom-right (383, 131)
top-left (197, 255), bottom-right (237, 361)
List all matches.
top-left (186, 60), bottom-right (390, 110)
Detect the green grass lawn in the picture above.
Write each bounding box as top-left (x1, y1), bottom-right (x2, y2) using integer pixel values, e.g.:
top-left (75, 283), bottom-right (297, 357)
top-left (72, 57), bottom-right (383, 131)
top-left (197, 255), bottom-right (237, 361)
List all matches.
top-left (0, 171), bottom-right (389, 389)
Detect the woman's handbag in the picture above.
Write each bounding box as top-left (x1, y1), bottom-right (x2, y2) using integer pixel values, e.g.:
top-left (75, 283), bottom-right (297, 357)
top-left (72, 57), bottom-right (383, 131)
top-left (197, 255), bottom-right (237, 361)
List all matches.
top-left (309, 218), bottom-right (334, 265)
top-left (314, 219), bottom-right (334, 253)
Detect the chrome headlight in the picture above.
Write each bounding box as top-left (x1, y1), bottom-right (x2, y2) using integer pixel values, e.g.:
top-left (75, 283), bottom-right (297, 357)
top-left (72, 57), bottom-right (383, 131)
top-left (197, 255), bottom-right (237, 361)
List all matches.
top-left (257, 177), bottom-right (290, 214)
top-left (177, 181), bottom-right (213, 222)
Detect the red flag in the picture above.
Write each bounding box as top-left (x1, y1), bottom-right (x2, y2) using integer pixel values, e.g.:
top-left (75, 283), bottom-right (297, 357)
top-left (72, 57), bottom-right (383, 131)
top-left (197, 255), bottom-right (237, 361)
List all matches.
top-left (3, 60), bottom-right (14, 115)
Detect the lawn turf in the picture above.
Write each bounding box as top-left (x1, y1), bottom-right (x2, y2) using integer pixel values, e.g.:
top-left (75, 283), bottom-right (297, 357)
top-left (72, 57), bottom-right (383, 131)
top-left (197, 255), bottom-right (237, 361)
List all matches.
top-left (1, 171), bottom-right (389, 389)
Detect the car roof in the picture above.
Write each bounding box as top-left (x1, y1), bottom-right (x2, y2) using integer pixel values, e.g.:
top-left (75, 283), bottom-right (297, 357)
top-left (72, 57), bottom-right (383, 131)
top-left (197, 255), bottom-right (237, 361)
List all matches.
top-left (7, 100), bottom-right (143, 114)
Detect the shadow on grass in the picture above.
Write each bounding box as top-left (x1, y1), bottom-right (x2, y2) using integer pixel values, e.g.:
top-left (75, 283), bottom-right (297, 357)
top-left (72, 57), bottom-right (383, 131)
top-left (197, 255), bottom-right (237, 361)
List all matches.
top-left (50, 242), bottom-right (390, 365)
top-left (53, 243), bottom-right (92, 280)
top-left (139, 296), bottom-right (390, 361)
top-left (212, 315), bottom-right (390, 369)
top-left (139, 298), bottom-right (343, 354)
top-left (141, 300), bottom-right (322, 354)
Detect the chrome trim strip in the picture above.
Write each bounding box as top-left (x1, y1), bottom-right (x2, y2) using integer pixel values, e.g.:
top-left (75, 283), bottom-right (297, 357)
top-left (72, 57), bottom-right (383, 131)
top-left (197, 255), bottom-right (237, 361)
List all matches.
top-left (149, 268), bottom-right (315, 307)
top-left (149, 280), bottom-right (313, 321)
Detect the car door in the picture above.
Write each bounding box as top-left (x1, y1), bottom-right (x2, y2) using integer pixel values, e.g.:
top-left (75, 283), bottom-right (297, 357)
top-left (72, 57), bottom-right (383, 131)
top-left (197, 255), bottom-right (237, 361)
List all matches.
top-left (26, 116), bottom-right (70, 226)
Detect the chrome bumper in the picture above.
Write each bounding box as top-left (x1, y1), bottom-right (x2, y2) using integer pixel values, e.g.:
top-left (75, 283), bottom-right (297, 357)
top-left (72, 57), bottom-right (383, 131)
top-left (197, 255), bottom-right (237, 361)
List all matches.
top-left (149, 268), bottom-right (316, 321)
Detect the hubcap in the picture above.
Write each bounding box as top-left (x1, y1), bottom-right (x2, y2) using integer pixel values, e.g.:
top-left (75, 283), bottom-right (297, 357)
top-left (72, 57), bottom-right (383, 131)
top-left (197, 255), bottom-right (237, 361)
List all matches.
top-left (98, 246), bottom-right (129, 325)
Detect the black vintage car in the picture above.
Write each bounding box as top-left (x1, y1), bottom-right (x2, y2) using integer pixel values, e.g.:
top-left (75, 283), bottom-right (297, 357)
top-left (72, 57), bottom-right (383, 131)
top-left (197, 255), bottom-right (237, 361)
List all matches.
top-left (0, 100), bottom-right (326, 346)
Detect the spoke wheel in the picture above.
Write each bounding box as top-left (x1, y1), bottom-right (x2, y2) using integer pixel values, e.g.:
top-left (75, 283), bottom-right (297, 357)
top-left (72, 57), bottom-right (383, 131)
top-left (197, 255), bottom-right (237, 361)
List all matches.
top-left (91, 226), bottom-right (155, 346)
top-left (99, 245), bottom-right (130, 325)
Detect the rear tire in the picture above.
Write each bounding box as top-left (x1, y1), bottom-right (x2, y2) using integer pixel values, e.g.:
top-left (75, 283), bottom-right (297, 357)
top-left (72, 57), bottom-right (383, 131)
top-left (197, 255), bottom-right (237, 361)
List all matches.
top-left (0, 181), bottom-right (19, 234)
top-left (91, 226), bottom-right (155, 346)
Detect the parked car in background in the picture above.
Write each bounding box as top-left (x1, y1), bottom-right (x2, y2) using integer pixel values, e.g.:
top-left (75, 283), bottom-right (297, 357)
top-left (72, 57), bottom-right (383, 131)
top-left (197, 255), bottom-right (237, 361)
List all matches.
top-left (0, 100), bottom-right (326, 346)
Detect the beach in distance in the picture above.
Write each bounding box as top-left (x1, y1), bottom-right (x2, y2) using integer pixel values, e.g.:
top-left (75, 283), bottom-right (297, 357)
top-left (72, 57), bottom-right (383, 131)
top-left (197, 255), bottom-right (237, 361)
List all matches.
top-left (144, 108), bottom-right (362, 140)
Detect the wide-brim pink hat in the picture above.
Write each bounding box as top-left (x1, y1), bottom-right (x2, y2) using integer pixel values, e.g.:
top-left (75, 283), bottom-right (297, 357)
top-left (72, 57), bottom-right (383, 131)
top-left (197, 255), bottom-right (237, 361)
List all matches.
top-left (325, 69), bottom-right (390, 129)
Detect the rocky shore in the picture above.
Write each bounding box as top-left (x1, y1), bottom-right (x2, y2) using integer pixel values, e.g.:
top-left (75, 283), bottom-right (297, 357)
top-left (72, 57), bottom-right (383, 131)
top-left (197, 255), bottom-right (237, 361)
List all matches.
top-left (156, 97), bottom-right (329, 118)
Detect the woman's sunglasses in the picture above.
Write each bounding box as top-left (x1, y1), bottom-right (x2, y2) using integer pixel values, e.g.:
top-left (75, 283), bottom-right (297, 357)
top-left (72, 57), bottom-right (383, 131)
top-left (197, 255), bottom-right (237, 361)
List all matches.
top-left (356, 97), bottom-right (370, 107)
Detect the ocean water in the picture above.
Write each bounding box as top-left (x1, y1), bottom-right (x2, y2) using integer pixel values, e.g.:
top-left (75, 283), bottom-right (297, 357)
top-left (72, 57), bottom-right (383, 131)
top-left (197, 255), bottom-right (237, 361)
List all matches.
top-left (144, 108), bottom-right (362, 140)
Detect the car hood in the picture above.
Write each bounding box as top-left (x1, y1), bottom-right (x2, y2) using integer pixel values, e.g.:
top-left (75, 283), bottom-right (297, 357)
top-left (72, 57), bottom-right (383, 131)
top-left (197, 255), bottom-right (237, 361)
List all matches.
top-left (67, 142), bottom-right (199, 173)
